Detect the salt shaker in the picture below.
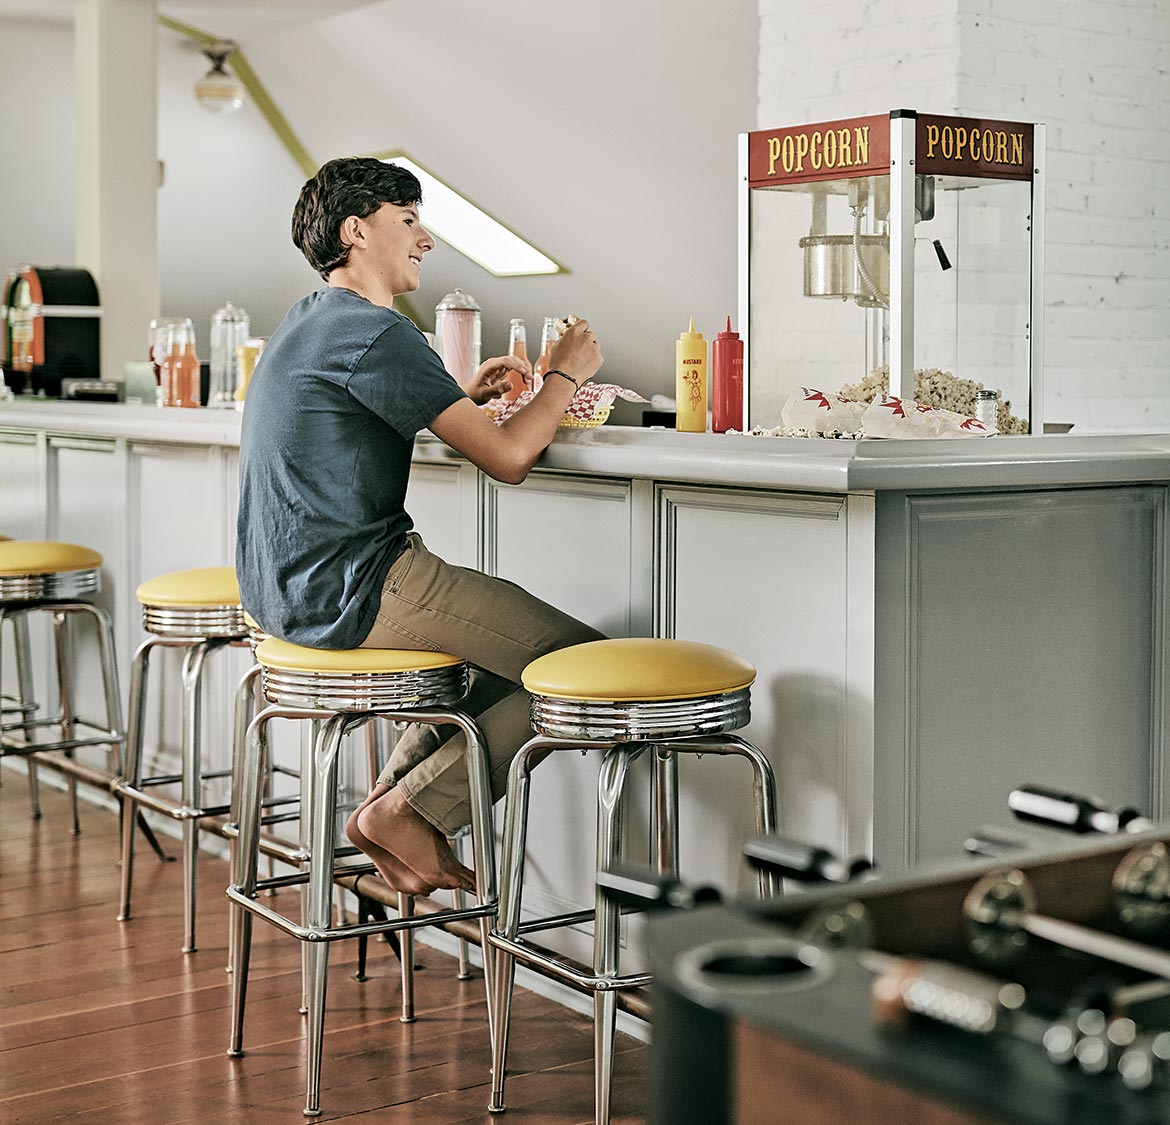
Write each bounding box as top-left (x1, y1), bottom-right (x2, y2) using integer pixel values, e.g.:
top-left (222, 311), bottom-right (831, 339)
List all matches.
top-left (434, 289), bottom-right (481, 386)
top-left (974, 388), bottom-right (998, 433)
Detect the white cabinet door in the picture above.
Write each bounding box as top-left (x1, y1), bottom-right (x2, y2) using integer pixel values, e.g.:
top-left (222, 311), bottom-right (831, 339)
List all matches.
top-left (480, 470), bottom-right (648, 965)
top-left (0, 430), bottom-right (47, 720)
top-left (126, 443), bottom-right (235, 789)
top-left (406, 461), bottom-right (479, 569)
top-left (48, 436), bottom-right (128, 759)
top-left (0, 430), bottom-right (46, 538)
top-left (656, 484), bottom-right (871, 895)
top-left (483, 471), bottom-right (647, 637)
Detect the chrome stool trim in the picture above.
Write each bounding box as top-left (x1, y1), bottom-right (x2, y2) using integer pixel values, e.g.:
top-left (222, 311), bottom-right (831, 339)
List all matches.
top-left (142, 603), bottom-right (247, 637)
top-left (0, 596), bottom-right (125, 835)
top-left (260, 662), bottom-right (469, 711)
top-left (247, 625), bottom-right (270, 650)
top-left (116, 629), bottom-right (251, 952)
top-left (0, 567), bottom-right (101, 602)
top-left (529, 687), bottom-right (751, 741)
top-left (487, 718), bottom-right (779, 1125)
top-left (227, 694), bottom-right (499, 1118)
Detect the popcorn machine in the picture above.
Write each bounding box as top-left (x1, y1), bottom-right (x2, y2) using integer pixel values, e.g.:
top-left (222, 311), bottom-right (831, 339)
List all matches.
top-left (737, 110), bottom-right (1046, 432)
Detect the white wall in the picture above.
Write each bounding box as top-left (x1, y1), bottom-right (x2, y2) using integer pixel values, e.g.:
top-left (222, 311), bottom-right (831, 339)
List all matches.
top-left (0, 18), bottom-right (76, 273)
top-left (155, 31), bottom-right (314, 351)
top-left (1, 1), bottom-right (759, 412)
top-left (957, 0), bottom-right (1170, 430)
top-left (241, 0), bottom-right (759, 407)
top-left (756, 0), bottom-right (1170, 431)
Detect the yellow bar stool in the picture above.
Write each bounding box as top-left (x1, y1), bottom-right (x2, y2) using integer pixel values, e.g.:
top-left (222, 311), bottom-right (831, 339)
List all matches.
top-left (115, 565), bottom-right (249, 952)
top-left (226, 636), bottom-right (499, 1118)
top-left (0, 539), bottom-right (124, 830)
top-left (487, 638), bottom-right (780, 1125)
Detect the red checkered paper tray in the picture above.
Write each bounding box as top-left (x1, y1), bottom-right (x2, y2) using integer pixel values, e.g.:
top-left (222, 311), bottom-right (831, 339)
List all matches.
top-left (484, 382), bottom-right (648, 425)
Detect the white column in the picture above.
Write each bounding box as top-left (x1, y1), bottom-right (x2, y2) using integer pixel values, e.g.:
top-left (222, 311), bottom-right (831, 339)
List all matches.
top-left (74, 0), bottom-right (158, 383)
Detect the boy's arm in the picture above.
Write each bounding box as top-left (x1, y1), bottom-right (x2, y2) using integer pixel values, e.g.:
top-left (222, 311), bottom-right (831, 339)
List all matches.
top-left (428, 320), bottom-right (603, 485)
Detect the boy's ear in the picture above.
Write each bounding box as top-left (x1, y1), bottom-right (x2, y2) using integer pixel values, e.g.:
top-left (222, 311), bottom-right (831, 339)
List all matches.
top-left (339, 214), bottom-right (363, 249)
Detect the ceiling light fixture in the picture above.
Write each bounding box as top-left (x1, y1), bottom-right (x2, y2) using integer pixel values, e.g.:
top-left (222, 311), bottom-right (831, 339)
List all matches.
top-left (380, 155), bottom-right (563, 277)
top-left (195, 41), bottom-right (245, 114)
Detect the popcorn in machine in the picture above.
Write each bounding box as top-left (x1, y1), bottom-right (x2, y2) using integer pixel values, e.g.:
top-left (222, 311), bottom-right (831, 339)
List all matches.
top-left (737, 110), bottom-right (1046, 433)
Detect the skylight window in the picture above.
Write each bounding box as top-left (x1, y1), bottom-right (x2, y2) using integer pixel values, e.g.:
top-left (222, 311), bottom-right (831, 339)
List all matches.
top-left (377, 153), bottom-right (563, 278)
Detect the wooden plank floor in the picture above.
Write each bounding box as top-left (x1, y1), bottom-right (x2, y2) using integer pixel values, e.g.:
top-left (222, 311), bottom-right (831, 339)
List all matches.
top-left (0, 769), bottom-right (647, 1123)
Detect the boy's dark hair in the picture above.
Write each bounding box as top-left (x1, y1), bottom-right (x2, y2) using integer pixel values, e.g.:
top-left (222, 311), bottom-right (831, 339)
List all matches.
top-left (291, 157), bottom-right (423, 280)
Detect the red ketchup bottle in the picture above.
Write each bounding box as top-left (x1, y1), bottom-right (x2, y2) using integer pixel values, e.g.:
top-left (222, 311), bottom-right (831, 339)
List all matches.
top-left (711, 316), bottom-right (744, 433)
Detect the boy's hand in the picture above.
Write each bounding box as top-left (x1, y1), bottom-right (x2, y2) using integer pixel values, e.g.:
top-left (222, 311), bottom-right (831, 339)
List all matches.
top-left (548, 320), bottom-right (603, 386)
top-left (464, 355), bottom-right (529, 405)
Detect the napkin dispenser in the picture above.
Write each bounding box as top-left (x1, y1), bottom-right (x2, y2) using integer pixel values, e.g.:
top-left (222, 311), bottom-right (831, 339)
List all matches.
top-left (1, 265), bottom-right (101, 396)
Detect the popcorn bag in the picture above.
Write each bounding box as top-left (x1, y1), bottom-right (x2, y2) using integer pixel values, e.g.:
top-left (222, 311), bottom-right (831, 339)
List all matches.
top-left (781, 387), bottom-right (868, 434)
top-left (861, 395), bottom-right (996, 439)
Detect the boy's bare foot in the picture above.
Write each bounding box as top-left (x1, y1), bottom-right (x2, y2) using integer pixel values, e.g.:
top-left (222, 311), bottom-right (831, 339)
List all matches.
top-left (345, 787), bottom-right (437, 897)
top-left (356, 784), bottom-right (477, 893)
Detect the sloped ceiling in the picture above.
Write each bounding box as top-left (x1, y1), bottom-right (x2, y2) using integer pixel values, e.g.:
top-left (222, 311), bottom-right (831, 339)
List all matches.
top-left (159, 0), bottom-right (759, 409)
top-left (3, 0), bottom-right (759, 412)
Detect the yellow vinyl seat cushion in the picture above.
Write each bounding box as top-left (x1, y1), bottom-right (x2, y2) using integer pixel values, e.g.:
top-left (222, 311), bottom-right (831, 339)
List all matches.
top-left (256, 637), bottom-right (464, 675)
top-left (136, 566), bottom-right (240, 607)
top-left (0, 540), bottom-right (103, 575)
top-left (523, 638), bottom-right (756, 702)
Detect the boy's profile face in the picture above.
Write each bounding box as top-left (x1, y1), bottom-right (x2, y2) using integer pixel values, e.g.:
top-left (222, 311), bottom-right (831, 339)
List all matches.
top-left (344, 202), bottom-right (435, 295)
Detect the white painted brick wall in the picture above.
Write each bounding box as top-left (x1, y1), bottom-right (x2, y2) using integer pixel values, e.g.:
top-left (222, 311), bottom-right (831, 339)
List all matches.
top-left (959, 0), bottom-right (1170, 430)
top-left (756, 0), bottom-right (1170, 432)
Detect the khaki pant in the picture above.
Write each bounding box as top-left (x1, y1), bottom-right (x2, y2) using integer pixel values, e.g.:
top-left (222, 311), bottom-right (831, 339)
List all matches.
top-left (360, 533), bottom-right (603, 835)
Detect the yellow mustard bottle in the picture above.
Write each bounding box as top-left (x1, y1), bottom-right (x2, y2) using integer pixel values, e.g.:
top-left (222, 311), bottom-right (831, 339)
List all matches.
top-left (675, 317), bottom-right (708, 432)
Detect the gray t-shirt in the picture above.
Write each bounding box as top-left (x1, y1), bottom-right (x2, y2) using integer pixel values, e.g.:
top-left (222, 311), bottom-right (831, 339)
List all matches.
top-left (236, 286), bottom-right (466, 648)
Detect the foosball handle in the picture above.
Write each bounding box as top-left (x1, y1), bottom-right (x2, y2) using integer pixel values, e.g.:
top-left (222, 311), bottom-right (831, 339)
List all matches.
top-left (596, 865), bottom-right (721, 912)
top-left (964, 826), bottom-right (1037, 858)
top-left (1009, 784), bottom-right (1151, 836)
top-left (743, 835), bottom-right (876, 884)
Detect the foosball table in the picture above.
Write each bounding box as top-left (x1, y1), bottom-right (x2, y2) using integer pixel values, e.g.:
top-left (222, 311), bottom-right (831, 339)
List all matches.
top-left (634, 788), bottom-right (1170, 1124)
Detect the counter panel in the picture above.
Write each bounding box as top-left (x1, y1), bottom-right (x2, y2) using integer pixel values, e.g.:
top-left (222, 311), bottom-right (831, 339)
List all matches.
top-left (481, 470), bottom-right (650, 965)
top-left (874, 485), bottom-right (1170, 865)
top-left (0, 430), bottom-right (46, 538)
top-left (656, 484), bottom-right (865, 880)
top-left (4, 404), bottom-right (1170, 908)
top-left (406, 462), bottom-right (478, 569)
top-left (50, 435), bottom-right (127, 741)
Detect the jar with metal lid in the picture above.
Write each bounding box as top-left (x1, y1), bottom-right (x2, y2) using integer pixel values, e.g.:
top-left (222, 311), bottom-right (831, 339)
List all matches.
top-left (434, 289), bottom-right (481, 385)
top-left (208, 301), bottom-right (251, 408)
top-left (974, 388), bottom-right (998, 432)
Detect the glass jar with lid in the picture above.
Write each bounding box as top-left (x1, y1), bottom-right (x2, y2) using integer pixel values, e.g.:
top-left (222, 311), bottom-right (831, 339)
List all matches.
top-left (208, 301), bottom-right (251, 408)
top-left (434, 289), bottom-right (481, 386)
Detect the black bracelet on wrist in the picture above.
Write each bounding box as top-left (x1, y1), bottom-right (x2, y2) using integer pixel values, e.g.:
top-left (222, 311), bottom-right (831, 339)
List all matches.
top-left (547, 369), bottom-right (579, 389)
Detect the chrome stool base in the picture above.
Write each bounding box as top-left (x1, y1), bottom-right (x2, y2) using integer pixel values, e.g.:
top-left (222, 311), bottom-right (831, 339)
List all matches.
top-left (0, 594), bottom-right (125, 833)
top-left (487, 704), bottom-right (779, 1125)
top-left (115, 601), bottom-right (249, 953)
top-left (226, 661), bottom-right (498, 1119)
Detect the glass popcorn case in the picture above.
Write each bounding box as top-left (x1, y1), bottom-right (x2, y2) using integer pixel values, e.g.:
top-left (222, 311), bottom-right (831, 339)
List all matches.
top-left (737, 110), bottom-right (1046, 433)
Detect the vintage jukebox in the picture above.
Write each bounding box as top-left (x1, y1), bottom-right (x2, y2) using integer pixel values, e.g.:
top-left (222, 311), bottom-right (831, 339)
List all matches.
top-left (1, 265), bottom-right (101, 396)
top-left (737, 110), bottom-right (1045, 432)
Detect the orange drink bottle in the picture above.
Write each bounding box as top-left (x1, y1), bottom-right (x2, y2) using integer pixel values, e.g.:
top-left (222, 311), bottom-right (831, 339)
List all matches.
top-left (532, 317), bottom-right (556, 392)
top-left (503, 318), bottom-right (528, 402)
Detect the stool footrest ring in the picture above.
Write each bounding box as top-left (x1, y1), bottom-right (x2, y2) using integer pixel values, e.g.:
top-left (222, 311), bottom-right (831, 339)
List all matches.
top-left (488, 931), bottom-right (652, 992)
top-left (113, 782), bottom-right (230, 821)
top-left (227, 884), bottom-right (495, 942)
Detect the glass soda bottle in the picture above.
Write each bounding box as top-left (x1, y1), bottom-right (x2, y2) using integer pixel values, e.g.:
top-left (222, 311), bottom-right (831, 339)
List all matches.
top-left (161, 319), bottom-right (200, 408)
top-left (502, 318), bottom-right (529, 402)
top-left (532, 317), bottom-right (557, 392)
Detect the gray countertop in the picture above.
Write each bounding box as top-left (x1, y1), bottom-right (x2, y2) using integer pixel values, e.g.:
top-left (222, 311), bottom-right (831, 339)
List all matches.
top-left (4, 399), bottom-right (1169, 493)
